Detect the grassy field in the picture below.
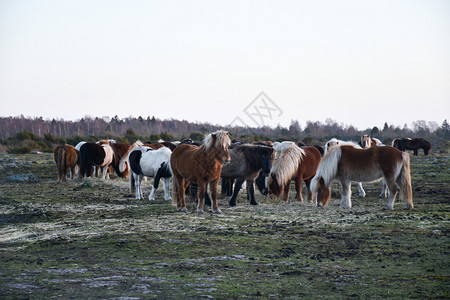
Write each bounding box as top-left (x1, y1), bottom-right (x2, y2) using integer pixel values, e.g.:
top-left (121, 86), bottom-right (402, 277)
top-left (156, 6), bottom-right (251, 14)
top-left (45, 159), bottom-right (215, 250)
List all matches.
top-left (0, 148), bottom-right (448, 299)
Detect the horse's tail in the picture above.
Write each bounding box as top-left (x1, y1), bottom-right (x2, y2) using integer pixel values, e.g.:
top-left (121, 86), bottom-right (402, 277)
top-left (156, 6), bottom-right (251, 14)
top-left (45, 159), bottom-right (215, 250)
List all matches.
top-left (172, 177), bottom-right (178, 207)
top-left (55, 146), bottom-right (66, 181)
top-left (110, 146), bottom-right (123, 178)
top-left (130, 171), bottom-right (136, 194)
top-left (397, 152), bottom-right (413, 209)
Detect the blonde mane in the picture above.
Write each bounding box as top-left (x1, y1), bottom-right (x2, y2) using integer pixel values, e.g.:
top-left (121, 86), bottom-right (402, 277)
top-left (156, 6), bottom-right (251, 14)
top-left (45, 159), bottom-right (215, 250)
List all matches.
top-left (310, 145), bottom-right (342, 192)
top-left (269, 145), bottom-right (305, 186)
top-left (203, 130), bottom-right (231, 150)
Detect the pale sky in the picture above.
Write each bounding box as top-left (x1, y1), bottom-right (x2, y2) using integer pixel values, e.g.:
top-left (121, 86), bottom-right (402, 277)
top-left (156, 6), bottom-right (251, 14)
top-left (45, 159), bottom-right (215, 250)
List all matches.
top-left (1, 0), bottom-right (449, 130)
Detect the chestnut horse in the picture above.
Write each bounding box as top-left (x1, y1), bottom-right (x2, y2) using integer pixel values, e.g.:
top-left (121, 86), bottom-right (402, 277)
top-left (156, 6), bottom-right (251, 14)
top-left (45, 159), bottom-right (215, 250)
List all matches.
top-left (170, 130), bottom-right (231, 214)
top-left (392, 137), bottom-right (431, 156)
top-left (267, 145), bottom-right (321, 203)
top-left (311, 145), bottom-right (413, 210)
top-left (54, 145), bottom-right (79, 182)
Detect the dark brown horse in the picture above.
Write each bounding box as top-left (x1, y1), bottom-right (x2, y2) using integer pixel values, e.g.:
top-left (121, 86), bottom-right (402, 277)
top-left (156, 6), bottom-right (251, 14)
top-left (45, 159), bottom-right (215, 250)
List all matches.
top-left (220, 144), bottom-right (274, 206)
top-left (392, 138), bottom-right (431, 155)
top-left (311, 145), bottom-right (413, 210)
top-left (267, 145), bottom-right (322, 203)
top-left (170, 131), bottom-right (231, 214)
top-left (54, 145), bottom-right (79, 182)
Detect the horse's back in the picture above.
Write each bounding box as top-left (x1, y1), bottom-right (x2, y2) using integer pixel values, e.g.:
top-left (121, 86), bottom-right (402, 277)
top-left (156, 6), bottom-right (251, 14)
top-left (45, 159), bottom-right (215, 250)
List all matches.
top-left (170, 144), bottom-right (199, 176)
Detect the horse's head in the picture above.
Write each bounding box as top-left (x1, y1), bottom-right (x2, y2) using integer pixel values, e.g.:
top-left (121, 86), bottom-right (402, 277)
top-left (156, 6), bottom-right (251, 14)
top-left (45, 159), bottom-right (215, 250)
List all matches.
top-left (267, 173), bottom-right (283, 198)
top-left (314, 177), bottom-right (331, 207)
top-left (205, 131), bottom-right (231, 164)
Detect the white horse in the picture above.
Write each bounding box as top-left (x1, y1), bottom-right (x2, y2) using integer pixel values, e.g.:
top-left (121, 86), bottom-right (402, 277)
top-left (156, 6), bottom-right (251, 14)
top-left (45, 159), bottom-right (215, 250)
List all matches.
top-left (273, 141), bottom-right (296, 154)
top-left (324, 138), bottom-right (367, 197)
top-left (129, 146), bottom-right (172, 201)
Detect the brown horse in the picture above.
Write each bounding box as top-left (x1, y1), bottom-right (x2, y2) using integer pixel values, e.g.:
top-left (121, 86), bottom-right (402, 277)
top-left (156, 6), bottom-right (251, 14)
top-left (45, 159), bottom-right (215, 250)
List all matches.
top-left (267, 145), bottom-right (321, 203)
top-left (54, 145), bottom-right (79, 182)
top-left (392, 137), bottom-right (431, 155)
top-left (311, 145), bottom-right (413, 210)
top-left (170, 130), bottom-right (231, 214)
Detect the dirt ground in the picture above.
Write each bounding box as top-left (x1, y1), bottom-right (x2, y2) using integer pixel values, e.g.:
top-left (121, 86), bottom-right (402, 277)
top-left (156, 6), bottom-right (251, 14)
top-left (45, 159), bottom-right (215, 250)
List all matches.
top-left (0, 149), bottom-right (448, 299)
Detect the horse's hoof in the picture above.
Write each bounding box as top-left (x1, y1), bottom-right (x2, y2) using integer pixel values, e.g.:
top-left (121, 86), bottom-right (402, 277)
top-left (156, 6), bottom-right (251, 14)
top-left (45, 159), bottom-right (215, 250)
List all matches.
top-left (250, 201), bottom-right (258, 206)
top-left (229, 201), bottom-right (236, 207)
top-left (213, 209), bottom-right (223, 214)
top-left (149, 198), bottom-right (155, 201)
top-left (382, 205), bottom-right (393, 211)
top-left (197, 209), bottom-right (204, 214)
top-left (178, 208), bottom-right (187, 213)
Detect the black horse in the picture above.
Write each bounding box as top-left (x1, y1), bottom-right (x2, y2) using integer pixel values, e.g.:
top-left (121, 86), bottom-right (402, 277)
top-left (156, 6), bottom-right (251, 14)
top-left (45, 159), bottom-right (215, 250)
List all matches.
top-left (79, 142), bottom-right (122, 178)
top-left (393, 138), bottom-right (431, 156)
top-left (220, 144), bottom-right (275, 206)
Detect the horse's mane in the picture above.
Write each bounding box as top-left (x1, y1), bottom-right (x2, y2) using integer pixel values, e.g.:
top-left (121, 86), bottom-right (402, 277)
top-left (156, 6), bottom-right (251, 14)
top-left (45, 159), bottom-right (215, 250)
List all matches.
top-left (324, 138), bottom-right (360, 154)
top-left (311, 146), bottom-right (342, 192)
top-left (203, 130), bottom-right (231, 150)
top-left (270, 145), bottom-right (305, 186)
top-left (233, 144), bottom-right (273, 169)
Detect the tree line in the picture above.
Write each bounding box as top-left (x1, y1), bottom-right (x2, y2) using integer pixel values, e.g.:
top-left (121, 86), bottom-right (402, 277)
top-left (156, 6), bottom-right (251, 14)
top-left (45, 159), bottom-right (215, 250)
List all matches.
top-left (0, 115), bottom-right (448, 154)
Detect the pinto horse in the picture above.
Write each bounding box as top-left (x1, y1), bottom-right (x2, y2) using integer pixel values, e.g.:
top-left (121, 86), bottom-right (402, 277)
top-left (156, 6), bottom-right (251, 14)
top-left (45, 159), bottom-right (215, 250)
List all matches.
top-left (267, 145), bottom-right (321, 203)
top-left (360, 134), bottom-right (382, 148)
top-left (220, 144), bottom-right (274, 206)
top-left (129, 146), bottom-right (172, 201)
top-left (392, 137), bottom-right (431, 156)
top-left (170, 130), bottom-right (231, 214)
top-left (311, 145), bottom-right (413, 210)
top-left (79, 142), bottom-right (122, 179)
top-left (54, 145), bottom-right (79, 182)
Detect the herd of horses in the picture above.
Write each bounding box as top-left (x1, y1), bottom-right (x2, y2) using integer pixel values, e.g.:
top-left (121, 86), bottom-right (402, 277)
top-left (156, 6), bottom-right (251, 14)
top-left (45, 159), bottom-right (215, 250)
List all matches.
top-left (54, 133), bottom-right (432, 212)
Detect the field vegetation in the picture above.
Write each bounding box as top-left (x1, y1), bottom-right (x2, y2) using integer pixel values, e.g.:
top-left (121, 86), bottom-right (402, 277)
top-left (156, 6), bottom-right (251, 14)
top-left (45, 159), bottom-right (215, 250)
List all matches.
top-left (0, 142), bottom-right (448, 298)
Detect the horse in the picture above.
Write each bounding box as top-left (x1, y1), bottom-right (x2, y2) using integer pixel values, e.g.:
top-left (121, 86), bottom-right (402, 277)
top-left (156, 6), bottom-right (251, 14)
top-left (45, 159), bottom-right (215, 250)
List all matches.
top-left (110, 142), bottom-right (131, 178)
top-left (392, 138), bottom-right (431, 156)
top-left (129, 146), bottom-right (172, 201)
top-left (79, 142), bottom-right (123, 179)
top-left (220, 144), bottom-right (275, 206)
top-left (170, 130), bottom-right (231, 214)
top-left (311, 145), bottom-right (413, 210)
top-left (324, 138), bottom-right (367, 197)
top-left (360, 134), bottom-right (382, 149)
top-left (267, 145), bottom-right (322, 203)
top-left (53, 145), bottom-right (79, 182)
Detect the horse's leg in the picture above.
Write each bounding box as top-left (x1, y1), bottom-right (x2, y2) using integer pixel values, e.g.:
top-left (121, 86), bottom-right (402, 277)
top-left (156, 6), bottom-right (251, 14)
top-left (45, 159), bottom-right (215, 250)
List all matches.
top-left (340, 180), bottom-right (352, 209)
top-left (383, 175), bottom-right (398, 210)
top-left (197, 181), bottom-right (206, 214)
top-left (163, 177), bottom-right (172, 201)
top-left (304, 178), bottom-right (313, 202)
top-left (379, 179), bottom-right (388, 198)
top-left (174, 175), bottom-right (187, 212)
top-left (294, 176), bottom-right (303, 203)
top-left (283, 181), bottom-right (291, 202)
top-left (210, 179), bottom-right (222, 214)
top-left (229, 177), bottom-right (245, 207)
top-left (357, 182), bottom-right (366, 197)
top-left (413, 149), bottom-right (418, 156)
top-left (135, 174), bottom-right (143, 200)
top-left (247, 180), bottom-right (258, 205)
